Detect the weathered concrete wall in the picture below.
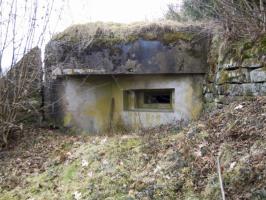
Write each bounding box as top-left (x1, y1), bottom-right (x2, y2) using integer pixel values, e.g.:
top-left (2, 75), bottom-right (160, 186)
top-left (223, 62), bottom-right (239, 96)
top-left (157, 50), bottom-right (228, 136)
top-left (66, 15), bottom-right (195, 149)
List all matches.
top-left (56, 74), bottom-right (203, 133)
top-left (61, 76), bottom-right (113, 132)
top-left (48, 38), bottom-right (208, 75)
top-left (44, 23), bottom-right (210, 129)
top-left (45, 22), bottom-right (209, 77)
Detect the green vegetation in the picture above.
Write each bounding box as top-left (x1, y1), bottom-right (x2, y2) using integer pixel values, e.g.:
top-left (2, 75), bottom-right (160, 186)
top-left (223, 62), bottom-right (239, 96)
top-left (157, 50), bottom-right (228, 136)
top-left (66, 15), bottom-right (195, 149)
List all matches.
top-left (209, 33), bottom-right (266, 66)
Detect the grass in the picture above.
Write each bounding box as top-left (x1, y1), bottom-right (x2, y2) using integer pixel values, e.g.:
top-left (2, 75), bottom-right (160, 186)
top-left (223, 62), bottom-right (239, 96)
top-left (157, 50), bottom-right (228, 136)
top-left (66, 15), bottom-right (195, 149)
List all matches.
top-left (0, 97), bottom-right (265, 200)
top-left (1, 130), bottom-right (265, 200)
top-left (0, 134), bottom-right (182, 200)
top-left (51, 21), bottom-right (205, 48)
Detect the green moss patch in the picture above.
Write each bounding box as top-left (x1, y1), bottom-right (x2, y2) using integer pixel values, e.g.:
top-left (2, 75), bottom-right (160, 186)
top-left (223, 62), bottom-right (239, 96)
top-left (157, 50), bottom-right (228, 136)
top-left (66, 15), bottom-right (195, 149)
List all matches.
top-left (220, 34), bottom-right (266, 63)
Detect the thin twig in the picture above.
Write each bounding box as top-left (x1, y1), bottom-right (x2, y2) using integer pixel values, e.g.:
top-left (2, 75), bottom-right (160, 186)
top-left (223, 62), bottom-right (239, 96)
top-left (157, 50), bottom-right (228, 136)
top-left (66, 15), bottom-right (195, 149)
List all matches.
top-left (217, 155), bottom-right (226, 200)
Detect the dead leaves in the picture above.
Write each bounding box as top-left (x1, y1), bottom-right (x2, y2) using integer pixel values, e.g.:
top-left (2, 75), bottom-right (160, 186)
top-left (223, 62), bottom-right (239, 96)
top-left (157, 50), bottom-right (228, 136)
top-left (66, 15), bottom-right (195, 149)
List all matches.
top-left (0, 97), bottom-right (265, 199)
top-left (0, 128), bottom-right (83, 190)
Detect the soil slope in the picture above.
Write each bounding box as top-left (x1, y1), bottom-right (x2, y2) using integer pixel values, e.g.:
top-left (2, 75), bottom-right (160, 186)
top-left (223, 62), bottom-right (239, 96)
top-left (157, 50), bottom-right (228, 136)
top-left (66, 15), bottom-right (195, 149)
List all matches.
top-left (0, 97), bottom-right (265, 200)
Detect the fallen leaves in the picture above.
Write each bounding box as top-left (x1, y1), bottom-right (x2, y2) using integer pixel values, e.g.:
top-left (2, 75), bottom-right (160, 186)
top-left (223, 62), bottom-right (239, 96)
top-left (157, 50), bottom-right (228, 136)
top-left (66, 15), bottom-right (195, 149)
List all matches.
top-left (0, 128), bottom-right (84, 190)
top-left (0, 97), bottom-right (265, 200)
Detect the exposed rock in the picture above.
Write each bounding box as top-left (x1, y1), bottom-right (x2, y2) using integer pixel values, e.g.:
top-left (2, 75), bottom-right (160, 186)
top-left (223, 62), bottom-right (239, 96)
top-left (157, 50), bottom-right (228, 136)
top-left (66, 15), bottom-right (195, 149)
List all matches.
top-left (205, 34), bottom-right (266, 104)
top-left (250, 67), bottom-right (266, 82)
top-left (0, 47), bottom-right (43, 127)
top-left (219, 61), bottom-right (240, 70)
top-left (242, 58), bottom-right (263, 68)
top-left (216, 68), bottom-right (250, 84)
top-left (204, 93), bottom-right (214, 103)
top-left (217, 83), bottom-right (266, 96)
top-left (203, 83), bottom-right (215, 94)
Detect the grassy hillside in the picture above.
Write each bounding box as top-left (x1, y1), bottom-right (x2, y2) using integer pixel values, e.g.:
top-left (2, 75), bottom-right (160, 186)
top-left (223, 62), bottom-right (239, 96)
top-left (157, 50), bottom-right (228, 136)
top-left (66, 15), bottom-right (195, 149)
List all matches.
top-left (0, 97), bottom-right (265, 200)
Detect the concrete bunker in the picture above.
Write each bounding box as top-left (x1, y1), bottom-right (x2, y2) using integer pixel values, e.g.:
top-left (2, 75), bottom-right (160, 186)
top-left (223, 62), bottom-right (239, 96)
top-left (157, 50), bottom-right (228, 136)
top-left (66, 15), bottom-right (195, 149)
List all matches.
top-left (45, 22), bottom-right (209, 133)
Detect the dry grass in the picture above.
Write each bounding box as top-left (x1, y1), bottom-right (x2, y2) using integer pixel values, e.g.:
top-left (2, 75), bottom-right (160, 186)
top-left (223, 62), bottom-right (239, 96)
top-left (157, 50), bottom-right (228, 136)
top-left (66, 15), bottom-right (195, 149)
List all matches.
top-left (51, 20), bottom-right (207, 43)
top-left (0, 97), bottom-right (265, 199)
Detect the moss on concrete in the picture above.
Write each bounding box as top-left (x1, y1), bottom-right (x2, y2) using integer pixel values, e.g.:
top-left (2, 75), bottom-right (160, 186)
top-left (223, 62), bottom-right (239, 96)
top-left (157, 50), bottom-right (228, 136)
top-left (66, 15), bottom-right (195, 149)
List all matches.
top-left (51, 21), bottom-right (201, 49)
top-left (63, 112), bottom-right (72, 127)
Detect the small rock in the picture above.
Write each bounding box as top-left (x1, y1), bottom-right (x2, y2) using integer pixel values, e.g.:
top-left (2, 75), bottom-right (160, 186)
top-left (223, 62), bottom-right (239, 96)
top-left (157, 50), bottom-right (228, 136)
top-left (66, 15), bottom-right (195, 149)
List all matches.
top-left (73, 191), bottom-right (82, 200)
top-left (87, 171), bottom-right (93, 178)
top-left (100, 137), bottom-right (107, 145)
top-left (153, 165), bottom-right (161, 174)
top-left (102, 159), bottom-right (108, 165)
top-left (234, 104), bottom-right (243, 110)
top-left (229, 162), bottom-right (236, 171)
top-left (81, 159), bottom-right (89, 167)
top-left (250, 67), bottom-right (266, 82)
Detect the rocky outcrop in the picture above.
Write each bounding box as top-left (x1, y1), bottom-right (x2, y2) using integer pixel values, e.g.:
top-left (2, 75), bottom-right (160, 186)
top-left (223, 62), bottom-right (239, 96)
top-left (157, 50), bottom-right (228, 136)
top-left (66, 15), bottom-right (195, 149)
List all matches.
top-left (0, 47), bottom-right (42, 141)
top-left (11, 47), bottom-right (43, 123)
top-left (204, 35), bottom-right (266, 105)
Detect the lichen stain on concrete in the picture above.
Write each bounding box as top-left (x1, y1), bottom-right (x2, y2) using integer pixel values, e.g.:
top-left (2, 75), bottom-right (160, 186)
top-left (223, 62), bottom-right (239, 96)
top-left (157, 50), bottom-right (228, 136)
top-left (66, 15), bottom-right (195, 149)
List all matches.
top-left (184, 79), bottom-right (203, 120)
top-left (45, 23), bottom-right (210, 133)
top-left (146, 113), bottom-right (151, 127)
top-left (95, 96), bottom-right (112, 131)
top-left (63, 112), bottom-right (72, 126)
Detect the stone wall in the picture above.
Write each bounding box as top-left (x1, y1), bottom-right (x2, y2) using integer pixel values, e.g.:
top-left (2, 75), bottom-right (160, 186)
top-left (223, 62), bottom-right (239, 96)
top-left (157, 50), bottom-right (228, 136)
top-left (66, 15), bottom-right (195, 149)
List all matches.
top-left (14, 47), bottom-right (43, 123)
top-left (0, 47), bottom-right (43, 126)
top-left (204, 35), bottom-right (266, 106)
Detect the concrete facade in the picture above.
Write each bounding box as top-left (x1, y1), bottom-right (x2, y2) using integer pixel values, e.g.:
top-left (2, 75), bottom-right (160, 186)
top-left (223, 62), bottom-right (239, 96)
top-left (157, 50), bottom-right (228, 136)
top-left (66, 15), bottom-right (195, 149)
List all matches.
top-left (44, 23), bottom-right (210, 133)
top-left (56, 74), bottom-right (203, 133)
